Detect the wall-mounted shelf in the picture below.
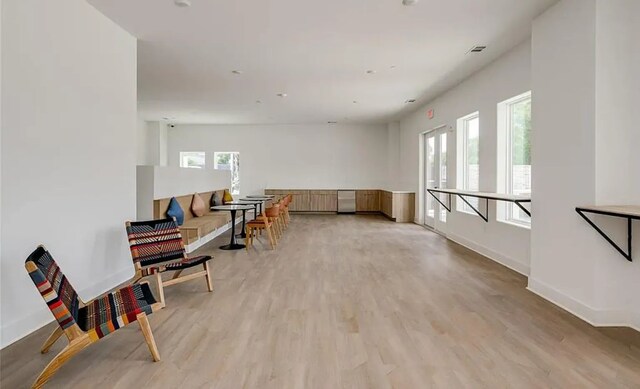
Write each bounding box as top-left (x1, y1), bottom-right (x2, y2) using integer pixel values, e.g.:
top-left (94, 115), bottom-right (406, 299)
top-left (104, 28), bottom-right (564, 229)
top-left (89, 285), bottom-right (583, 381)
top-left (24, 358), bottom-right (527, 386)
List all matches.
top-left (575, 205), bottom-right (640, 262)
top-left (427, 188), bottom-right (531, 222)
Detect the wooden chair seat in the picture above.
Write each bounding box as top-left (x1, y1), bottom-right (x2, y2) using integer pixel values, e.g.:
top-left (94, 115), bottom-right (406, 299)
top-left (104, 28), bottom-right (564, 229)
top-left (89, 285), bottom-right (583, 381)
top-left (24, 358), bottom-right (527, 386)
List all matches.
top-left (78, 282), bottom-right (157, 341)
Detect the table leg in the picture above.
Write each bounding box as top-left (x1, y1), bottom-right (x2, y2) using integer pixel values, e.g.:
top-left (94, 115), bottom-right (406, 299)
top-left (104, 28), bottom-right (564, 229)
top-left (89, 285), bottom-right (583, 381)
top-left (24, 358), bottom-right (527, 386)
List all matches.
top-left (220, 209), bottom-right (246, 250)
top-left (236, 209), bottom-right (247, 239)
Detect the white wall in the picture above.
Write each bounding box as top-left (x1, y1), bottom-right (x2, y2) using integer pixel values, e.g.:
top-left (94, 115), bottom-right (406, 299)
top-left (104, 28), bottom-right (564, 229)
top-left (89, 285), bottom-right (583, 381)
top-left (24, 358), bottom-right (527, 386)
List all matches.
top-left (137, 120), bottom-right (169, 166)
top-left (529, 0), bottom-right (639, 330)
top-left (593, 0), bottom-right (640, 328)
top-left (396, 40), bottom-right (533, 275)
top-left (136, 166), bottom-right (231, 219)
top-left (167, 123), bottom-right (389, 196)
top-left (0, 0), bottom-right (137, 347)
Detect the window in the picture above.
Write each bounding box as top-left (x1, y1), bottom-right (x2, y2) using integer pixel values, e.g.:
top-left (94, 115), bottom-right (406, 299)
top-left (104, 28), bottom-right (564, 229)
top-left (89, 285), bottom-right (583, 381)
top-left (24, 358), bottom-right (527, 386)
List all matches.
top-left (457, 112), bottom-right (480, 213)
top-left (439, 132), bottom-right (447, 222)
top-left (180, 152), bottom-right (205, 169)
top-left (214, 152), bottom-right (240, 195)
top-left (498, 91), bottom-right (531, 226)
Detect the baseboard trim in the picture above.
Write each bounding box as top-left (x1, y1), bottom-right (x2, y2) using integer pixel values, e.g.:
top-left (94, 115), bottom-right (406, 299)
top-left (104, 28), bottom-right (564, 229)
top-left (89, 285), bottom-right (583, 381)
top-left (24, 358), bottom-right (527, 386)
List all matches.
top-left (446, 232), bottom-right (530, 276)
top-left (527, 278), bottom-right (640, 332)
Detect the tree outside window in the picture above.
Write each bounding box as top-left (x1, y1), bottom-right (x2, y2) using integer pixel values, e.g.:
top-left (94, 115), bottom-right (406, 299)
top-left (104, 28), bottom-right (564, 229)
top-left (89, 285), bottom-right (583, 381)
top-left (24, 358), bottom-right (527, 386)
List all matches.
top-left (214, 152), bottom-right (240, 195)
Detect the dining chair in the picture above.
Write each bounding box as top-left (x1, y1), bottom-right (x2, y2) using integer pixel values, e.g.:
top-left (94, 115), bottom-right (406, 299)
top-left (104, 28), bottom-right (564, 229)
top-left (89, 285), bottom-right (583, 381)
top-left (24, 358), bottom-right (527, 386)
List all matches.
top-left (125, 218), bottom-right (213, 306)
top-left (246, 208), bottom-right (277, 250)
top-left (25, 245), bottom-right (161, 389)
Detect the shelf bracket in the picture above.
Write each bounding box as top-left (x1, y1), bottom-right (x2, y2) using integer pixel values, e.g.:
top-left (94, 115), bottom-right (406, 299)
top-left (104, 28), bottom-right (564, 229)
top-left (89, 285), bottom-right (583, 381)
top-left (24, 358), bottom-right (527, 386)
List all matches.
top-left (457, 195), bottom-right (489, 222)
top-left (427, 189), bottom-right (451, 212)
top-left (514, 200), bottom-right (532, 217)
top-left (575, 208), bottom-right (633, 262)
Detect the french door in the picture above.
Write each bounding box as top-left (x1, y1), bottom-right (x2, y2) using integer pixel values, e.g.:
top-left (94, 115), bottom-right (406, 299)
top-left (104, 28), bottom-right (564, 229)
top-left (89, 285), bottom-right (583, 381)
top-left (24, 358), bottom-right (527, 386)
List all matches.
top-left (424, 127), bottom-right (448, 231)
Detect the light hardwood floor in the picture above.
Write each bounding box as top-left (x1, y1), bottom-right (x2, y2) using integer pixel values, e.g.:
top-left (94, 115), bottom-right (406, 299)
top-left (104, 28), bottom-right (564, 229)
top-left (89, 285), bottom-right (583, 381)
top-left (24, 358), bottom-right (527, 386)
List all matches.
top-left (2, 215), bottom-right (639, 388)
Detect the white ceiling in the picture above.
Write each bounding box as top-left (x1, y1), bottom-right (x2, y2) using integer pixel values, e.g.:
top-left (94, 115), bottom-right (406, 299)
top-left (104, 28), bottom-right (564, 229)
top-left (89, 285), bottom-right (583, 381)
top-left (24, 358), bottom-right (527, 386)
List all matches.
top-left (88, 0), bottom-right (556, 125)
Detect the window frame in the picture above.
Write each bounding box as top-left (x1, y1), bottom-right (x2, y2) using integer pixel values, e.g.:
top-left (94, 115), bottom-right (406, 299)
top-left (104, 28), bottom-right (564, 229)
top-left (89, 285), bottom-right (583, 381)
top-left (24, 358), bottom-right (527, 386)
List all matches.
top-left (456, 111), bottom-right (480, 214)
top-left (213, 152), bottom-right (240, 195)
top-left (179, 151), bottom-right (205, 169)
top-left (497, 91), bottom-right (532, 228)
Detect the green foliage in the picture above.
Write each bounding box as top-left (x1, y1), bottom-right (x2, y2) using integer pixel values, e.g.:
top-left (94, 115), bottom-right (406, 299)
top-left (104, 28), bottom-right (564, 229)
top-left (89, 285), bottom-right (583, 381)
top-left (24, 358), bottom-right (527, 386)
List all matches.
top-left (512, 99), bottom-right (531, 165)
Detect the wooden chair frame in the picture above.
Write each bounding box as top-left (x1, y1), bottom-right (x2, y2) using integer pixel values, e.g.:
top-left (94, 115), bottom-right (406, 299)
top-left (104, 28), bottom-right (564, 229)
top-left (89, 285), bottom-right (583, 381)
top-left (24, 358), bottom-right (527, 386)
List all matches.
top-left (126, 219), bottom-right (213, 307)
top-left (246, 209), bottom-right (277, 250)
top-left (25, 249), bottom-right (161, 389)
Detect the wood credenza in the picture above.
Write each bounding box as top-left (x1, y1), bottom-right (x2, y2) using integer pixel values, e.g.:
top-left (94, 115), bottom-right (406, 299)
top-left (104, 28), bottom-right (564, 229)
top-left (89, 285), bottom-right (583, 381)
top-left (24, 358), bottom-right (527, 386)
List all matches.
top-left (264, 189), bottom-right (414, 222)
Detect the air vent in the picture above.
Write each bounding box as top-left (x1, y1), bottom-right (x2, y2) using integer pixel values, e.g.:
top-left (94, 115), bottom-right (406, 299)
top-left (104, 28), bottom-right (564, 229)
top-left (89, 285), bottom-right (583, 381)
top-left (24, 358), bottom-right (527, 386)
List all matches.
top-left (468, 45), bottom-right (487, 53)
top-left (328, 121), bottom-right (338, 124)
top-left (405, 99), bottom-right (417, 104)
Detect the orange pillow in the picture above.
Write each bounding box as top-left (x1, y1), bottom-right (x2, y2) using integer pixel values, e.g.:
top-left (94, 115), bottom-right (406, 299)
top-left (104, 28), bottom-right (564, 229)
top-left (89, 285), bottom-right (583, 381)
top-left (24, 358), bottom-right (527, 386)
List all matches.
top-left (191, 192), bottom-right (206, 217)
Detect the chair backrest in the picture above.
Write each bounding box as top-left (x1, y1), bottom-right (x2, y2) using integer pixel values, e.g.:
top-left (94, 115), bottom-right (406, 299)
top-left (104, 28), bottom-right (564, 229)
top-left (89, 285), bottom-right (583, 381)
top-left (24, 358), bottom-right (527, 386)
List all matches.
top-left (126, 218), bottom-right (187, 268)
top-left (266, 205), bottom-right (280, 218)
top-left (25, 246), bottom-right (80, 331)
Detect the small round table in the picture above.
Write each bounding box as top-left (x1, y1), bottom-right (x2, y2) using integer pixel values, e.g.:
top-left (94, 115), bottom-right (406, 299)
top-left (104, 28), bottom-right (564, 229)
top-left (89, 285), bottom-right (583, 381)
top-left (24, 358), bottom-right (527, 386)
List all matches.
top-left (240, 197), bottom-right (272, 215)
top-left (224, 201), bottom-right (260, 238)
top-left (246, 195), bottom-right (276, 199)
top-left (211, 204), bottom-right (254, 250)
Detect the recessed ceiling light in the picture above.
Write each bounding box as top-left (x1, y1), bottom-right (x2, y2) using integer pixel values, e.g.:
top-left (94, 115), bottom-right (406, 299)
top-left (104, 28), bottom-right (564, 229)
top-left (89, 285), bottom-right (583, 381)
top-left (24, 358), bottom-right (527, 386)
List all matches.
top-left (174, 0), bottom-right (191, 7)
top-left (366, 70), bottom-right (376, 74)
top-left (277, 93), bottom-right (287, 97)
top-left (405, 99), bottom-right (417, 103)
top-left (402, 0), bottom-right (418, 5)
top-left (231, 70), bottom-right (243, 74)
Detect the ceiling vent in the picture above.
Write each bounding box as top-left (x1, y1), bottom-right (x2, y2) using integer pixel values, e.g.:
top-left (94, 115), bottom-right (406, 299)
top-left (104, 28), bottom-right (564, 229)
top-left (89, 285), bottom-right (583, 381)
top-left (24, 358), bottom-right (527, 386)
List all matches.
top-left (328, 121), bottom-right (338, 124)
top-left (174, 0), bottom-right (192, 7)
top-left (405, 99), bottom-right (417, 104)
top-left (402, 0), bottom-right (419, 5)
top-left (468, 45), bottom-right (487, 53)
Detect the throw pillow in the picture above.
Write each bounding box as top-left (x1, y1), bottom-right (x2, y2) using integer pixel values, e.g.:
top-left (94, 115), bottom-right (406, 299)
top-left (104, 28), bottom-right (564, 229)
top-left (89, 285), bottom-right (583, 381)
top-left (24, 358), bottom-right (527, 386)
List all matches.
top-left (166, 197), bottom-right (185, 225)
top-left (191, 192), bottom-right (206, 217)
top-left (223, 190), bottom-right (234, 204)
top-left (211, 191), bottom-right (221, 207)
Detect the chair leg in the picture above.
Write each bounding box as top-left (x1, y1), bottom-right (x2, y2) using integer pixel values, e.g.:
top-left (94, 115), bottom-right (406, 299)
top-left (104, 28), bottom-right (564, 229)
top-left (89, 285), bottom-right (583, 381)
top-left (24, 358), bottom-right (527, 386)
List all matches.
top-left (155, 272), bottom-right (165, 307)
top-left (245, 226), bottom-right (251, 250)
top-left (171, 270), bottom-right (183, 280)
top-left (40, 326), bottom-right (64, 354)
top-left (266, 225), bottom-right (276, 250)
top-left (32, 336), bottom-right (92, 389)
top-left (137, 313), bottom-right (161, 362)
top-left (203, 262), bottom-right (213, 292)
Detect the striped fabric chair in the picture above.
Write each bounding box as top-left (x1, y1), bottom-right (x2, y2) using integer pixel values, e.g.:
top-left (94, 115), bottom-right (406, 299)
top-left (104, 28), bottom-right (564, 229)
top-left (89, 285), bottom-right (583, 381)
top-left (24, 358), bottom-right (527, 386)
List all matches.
top-left (25, 245), bottom-right (161, 389)
top-left (125, 218), bottom-right (213, 306)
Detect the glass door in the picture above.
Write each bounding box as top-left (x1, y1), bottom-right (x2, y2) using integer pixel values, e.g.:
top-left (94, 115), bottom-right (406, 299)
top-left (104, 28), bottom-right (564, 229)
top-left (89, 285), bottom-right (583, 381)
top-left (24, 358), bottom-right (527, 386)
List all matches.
top-left (424, 127), bottom-right (448, 232)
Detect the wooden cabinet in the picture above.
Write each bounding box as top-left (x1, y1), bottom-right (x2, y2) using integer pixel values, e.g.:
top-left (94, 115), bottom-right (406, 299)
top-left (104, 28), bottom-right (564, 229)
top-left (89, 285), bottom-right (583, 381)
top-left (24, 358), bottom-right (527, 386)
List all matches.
top-left (264, 188), bottom-right (414, 222)
top-left (356, 190), bottom-right (380, 212)
top-left (380, 191), bottom-right (414, 222)
top-left (380, 191), bottom-right (393, 218)
top-left (309, 190), bottom-right (337, 212)
top-left (391, 192), bottom-right (415, 223)
top-left (265, 189), bottom-right (310, 211)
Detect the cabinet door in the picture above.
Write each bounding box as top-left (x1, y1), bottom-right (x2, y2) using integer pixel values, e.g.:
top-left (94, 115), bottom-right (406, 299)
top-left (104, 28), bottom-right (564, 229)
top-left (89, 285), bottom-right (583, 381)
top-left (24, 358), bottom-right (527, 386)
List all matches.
top-left (356, 191), bottom-right (368, 212)
top-left (381, 191), bottom-right (393, 217)
top-left (356, 190), bottom-right (380, 212)
top-left (309, 190), bottom-right (337, 212)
